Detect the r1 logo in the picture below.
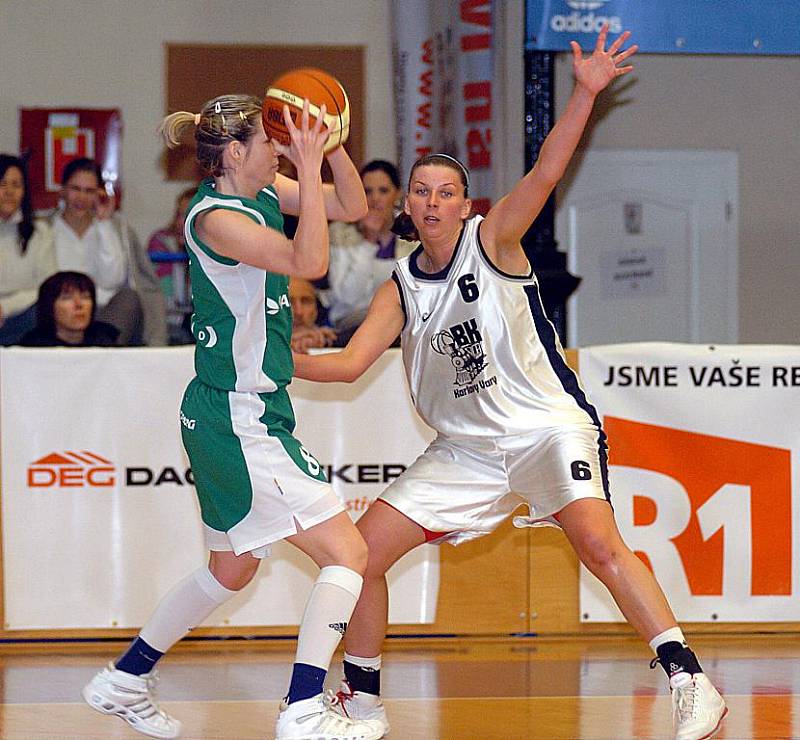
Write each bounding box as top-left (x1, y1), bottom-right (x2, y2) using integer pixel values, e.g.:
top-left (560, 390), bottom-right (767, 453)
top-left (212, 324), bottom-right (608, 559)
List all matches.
top-left (606, 417), bottom-right (792, 601)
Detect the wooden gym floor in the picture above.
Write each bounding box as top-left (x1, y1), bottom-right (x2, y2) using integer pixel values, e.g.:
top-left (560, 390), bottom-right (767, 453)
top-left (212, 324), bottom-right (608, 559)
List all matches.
top-left (0, 634), bottom-right (796, 739)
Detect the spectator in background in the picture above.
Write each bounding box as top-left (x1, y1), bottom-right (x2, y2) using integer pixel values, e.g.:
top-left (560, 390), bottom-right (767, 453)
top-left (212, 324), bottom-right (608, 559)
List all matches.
top-left (0, 154), bottom-right (57, 345)
top-left (147, 186), bottom-right (196, 343)
top-left (21, 271), bottom-right (118, 347)
top-left (47, 158), bottom-right (167, 346)
top-left (289, 276), bottom-right (337, 354)
top-left (326, 160), bottom-right (416, 338)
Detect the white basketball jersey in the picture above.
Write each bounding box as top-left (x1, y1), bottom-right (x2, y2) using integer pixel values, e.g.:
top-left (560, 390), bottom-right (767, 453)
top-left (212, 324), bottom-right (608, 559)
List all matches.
top-left (392, 215), bottom-right (601, 441)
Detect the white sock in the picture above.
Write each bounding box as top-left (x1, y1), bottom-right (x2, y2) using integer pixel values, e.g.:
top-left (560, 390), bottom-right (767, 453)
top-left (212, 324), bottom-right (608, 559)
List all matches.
top-left (140, 566), bottom-right (237, 652)
top-left (649, 626), bottom-right (687, 654)
top-left (295, 566), bottom-right (363, 669)
top-left (344, 652), bottom-right (382, 670)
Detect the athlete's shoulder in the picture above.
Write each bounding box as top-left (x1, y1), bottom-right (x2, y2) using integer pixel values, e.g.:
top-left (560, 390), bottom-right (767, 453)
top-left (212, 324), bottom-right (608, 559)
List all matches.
top-left (464, 214), bottom-right (484, 241)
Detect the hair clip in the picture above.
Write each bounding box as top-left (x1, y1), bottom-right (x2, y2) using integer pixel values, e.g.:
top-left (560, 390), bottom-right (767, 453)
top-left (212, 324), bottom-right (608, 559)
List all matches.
top-left (194, 113), bottom-right (201, 126)
top-left (214, 101), bottom-right (222, 114)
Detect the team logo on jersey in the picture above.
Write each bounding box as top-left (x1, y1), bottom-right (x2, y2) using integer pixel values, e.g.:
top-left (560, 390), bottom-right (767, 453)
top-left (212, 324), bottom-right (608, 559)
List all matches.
top-left (193, 323), bottom-right (218, 348)
top-left (266, 294), bottom-right (291, 315)
top-left (431, 318), bottom-right (488, 386)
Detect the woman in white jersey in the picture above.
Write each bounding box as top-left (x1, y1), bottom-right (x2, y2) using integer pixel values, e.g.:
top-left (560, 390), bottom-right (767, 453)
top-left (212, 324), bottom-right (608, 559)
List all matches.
top-left (294, 27), bottom-right (726, 740)
top-left (82, 96), bottom-right (384, 740)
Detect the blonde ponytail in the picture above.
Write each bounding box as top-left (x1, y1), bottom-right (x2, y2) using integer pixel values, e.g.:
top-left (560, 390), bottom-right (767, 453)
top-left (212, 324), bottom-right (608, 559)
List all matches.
top-left (158, 111), bottom-right (197, 148)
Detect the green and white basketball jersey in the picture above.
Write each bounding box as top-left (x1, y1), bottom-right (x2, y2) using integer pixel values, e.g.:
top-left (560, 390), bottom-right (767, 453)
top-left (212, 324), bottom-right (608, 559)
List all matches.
top-left (184, 178), bottom-right (293, 393)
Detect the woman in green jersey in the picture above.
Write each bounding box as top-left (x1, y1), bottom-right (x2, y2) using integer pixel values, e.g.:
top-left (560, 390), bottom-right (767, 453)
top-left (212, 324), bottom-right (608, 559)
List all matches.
top-left (83, 95), bottom-right (383, 740)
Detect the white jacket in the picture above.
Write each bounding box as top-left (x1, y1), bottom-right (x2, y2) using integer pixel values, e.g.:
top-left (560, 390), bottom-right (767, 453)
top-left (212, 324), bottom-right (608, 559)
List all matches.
top-left (0, 214), bottom-right (56, 318)
top-left (327, 221), bottom-right (416, 327)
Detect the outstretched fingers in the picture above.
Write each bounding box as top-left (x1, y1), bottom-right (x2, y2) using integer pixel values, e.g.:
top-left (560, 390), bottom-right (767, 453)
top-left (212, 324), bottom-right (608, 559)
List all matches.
top-left (607, 29), bottom-right (631, 55)
top-left (614, 44), bottom-right (638, 65)
top-left (594, 22), bottom-right (608, 52)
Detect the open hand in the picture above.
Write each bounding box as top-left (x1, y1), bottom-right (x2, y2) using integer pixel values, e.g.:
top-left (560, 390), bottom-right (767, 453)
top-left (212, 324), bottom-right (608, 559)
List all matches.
top-left (271, 99), bottom-right (330, 174)
top-left (571, 23), bottom-right (637, 96)
top-left (94, 188), bottom-right (116, 220)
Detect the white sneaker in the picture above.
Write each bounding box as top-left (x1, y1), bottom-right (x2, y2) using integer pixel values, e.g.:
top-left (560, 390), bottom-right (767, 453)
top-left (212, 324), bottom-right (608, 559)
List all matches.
top-left (671, 672), bottom-right (728, 740)
top-left (275, 693), bottom-right (384, 739)
top-left (82, 663), bottom-right (181, 739)
top-left (332, 680), bottom-right (390, 737)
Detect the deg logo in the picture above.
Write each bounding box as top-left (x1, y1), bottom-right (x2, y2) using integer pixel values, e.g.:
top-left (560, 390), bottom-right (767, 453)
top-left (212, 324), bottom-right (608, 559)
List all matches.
top-left (28, 450), bottom-right (116, 488)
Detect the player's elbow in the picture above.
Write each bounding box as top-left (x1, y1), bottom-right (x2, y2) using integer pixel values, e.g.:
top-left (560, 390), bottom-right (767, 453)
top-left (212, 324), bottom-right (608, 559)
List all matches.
top-left (352, 200), bottom-right (369, 222)
top-left (340, 200), bottom-right (368, 224)
top-left (340, 367), bottom-right (361, 383)
top-left (296, 256), bottom-right (329, 281)
top-left (338, 353), bottom-right (368, 383)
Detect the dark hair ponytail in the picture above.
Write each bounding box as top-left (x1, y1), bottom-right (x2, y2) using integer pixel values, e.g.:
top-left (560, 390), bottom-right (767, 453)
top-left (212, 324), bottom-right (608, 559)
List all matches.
top-left (390, 212), bottom-right (419, 242)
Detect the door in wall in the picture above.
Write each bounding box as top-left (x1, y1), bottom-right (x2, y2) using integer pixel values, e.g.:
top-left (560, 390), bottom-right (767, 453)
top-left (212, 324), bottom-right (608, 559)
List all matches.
top-left (559, 151), bottom-right (738, 346)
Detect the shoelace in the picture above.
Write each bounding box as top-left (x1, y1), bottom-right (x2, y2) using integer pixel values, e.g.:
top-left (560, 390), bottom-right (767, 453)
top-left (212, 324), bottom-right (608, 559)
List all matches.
top-left (330, 685), bottom-right (355, 715)
top-left (295, 699), bottom-right (366, 734)
top-left (674, 679), bottom-right (700, 721)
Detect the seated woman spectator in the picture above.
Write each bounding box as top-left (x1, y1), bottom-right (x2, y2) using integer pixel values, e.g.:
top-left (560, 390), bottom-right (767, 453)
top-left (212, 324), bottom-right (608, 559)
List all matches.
top-left (47, 158), bottom-right (167, 346)
top-left (21, 271), bottom-right (118, 347)
top-left (147, 186), bottom-right (196, 343)
top-left (326, 160), bottom-right (415, 336)
top-left (289, 277), bottom-right (337, 354)
top-left (0, 154), bottom-right (57, 345)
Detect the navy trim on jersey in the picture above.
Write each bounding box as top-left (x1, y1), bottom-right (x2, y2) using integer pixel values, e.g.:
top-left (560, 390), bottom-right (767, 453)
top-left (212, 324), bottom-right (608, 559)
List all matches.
top-left (408, 221), bottom-right (467, 281)
top-left (475, 219), bottom-right (534, 281)
top-left (390, 271), bottom-right (408, 331)
top-left (524, 283), bottom-right (611, 502)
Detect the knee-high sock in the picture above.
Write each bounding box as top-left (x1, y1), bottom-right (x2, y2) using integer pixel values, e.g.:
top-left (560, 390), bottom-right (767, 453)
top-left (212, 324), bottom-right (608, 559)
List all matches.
top-left (140, 566), bottom-right (237, 652)
top-left (287, 566), bottom-right (363, 703)
top-left (295, 565), bottom-right (363, 670)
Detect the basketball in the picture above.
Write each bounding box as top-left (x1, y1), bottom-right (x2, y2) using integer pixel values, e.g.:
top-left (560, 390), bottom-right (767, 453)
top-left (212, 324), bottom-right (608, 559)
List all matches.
top-left (262, 68), bottom-right (350, 153)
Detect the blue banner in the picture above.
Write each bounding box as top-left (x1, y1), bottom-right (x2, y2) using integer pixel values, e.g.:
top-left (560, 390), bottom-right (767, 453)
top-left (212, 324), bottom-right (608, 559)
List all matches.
top-left (526, 1), bottom-right (800, 55)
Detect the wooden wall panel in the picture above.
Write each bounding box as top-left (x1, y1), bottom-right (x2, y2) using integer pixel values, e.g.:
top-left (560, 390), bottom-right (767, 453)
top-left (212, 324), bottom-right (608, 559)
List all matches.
top-left (165, 44), bottom-right (364, 180)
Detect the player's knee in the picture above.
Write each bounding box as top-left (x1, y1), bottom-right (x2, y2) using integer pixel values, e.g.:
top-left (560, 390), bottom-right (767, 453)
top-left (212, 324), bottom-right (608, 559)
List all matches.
top-left (576, 535), bottom-right (622, 578)
top-left (345, 535), bottom-right (370, 575)
top-left (209, 553), bottom-right (260, 591)
top-left (326, 531), bottom-right (369, 575)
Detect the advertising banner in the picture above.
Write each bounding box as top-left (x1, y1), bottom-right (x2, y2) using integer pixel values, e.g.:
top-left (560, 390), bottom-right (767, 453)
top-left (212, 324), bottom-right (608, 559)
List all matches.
top-left (391, 0), bottom-right (498, 214)
top-left (526, 1), bottom-right (800, 55)
top-left (0, 348), bottom-right (437, 630)
top-left (577, 343), bottom-right (800, 622)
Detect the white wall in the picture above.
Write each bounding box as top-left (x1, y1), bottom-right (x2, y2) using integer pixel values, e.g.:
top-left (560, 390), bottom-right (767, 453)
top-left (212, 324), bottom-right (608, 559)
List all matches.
top-left (554, 52), bottom-right (800, 343)
top-left (2, 1), bottom-right (798, 342)
top-left (0, 0), bottom-right (394, 245)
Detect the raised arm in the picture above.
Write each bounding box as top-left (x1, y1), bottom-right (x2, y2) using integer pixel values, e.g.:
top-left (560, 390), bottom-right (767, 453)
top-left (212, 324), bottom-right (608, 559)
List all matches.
top-left (275, 145), bottom-right (367, 224)
top-left (199, 102), bottom-right (330, 278)
top-left (481, 24), bottom-right (636, 257)
top-left (293, 278), bottom-right (405, 382)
